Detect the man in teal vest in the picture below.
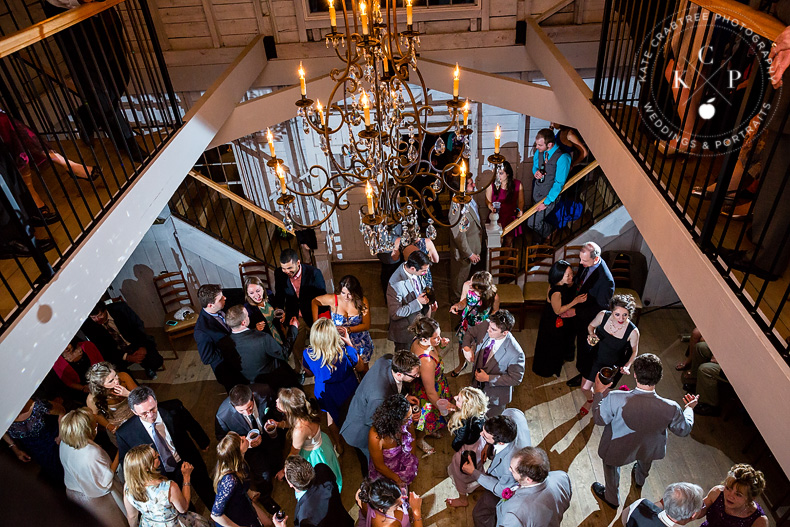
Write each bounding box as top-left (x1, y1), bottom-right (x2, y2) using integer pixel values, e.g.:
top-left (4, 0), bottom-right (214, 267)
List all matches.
top-left (529, 128), bottom-right (572, 240)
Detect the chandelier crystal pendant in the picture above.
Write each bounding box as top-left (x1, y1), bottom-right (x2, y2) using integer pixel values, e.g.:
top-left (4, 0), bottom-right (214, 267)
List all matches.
top-left (274, 0), bottom-right (504, 255)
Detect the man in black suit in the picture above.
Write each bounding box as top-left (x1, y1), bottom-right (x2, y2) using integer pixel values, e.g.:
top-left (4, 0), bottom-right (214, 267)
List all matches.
top-left (81, 300), bottom-right (163, 379)
top-left (225, 305), bottom-right (301, 390)
top-left (339, 350), bottom-right (421, 476)
top-left (272, 249), bottom-right (327, 374)
top-left (567, 241), bottom-right (615, 387)
top-left (274, 456), bottom-right (353, 527)
top-left (116, 386), bottom-right (215, 508)
top-left (215, 384), bottom-right (285, 504)
top-left (193, 284), bottom-right (245, 391)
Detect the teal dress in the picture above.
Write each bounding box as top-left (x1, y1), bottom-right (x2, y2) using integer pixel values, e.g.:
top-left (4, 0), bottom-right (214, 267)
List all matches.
top-left (299, 428), bottom-right (343, 492)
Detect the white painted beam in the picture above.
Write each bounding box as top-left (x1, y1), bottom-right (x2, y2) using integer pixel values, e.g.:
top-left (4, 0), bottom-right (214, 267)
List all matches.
top-left (0, 37), bottom-right (268, 433)
top-left (524, 17), bottom-right (790, 477)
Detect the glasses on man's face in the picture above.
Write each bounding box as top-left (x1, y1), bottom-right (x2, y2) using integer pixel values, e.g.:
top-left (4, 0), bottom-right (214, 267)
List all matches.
top-left (401, 372), bottom-right (418, 381)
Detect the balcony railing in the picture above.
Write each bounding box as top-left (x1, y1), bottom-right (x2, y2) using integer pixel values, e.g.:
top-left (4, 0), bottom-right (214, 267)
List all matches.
top-left (0, 0), bottom-right (181, 333)
top-left (593, 0), bottom-right (790, 358)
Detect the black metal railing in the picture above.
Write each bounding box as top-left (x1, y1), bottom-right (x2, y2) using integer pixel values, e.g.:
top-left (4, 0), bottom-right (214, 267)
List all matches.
top-left (0, 0), bottom-right (182, 333)
top-left (593, 0), bottom-right (790, 356)
top-left (168, 173), bottom-right (313, 271)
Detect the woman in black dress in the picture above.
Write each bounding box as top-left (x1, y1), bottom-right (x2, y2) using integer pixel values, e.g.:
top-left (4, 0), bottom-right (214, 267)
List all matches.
top-left (532, 260), bottom-right (587, 378)
top-left (578, 294), bottom-right (640, 417)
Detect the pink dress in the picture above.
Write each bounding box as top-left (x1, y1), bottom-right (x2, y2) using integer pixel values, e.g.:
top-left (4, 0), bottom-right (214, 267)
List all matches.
top-left (491, 179), bottom-right (523, 236)
top-left (358, 501), bottom-right (411, 527)
top-left (368, 424), bottom-right (419, 487)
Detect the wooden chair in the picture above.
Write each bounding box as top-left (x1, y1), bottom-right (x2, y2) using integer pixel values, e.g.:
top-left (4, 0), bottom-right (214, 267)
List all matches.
top-left (563, 244), bottom-right (583, 268)
top-left (489, 247), bottom-right (525, 330)
top-left (238, 261), bottom-right (274, 294)
top-left (522, 245), bottom-right (556, 312)
top-left (153, 271), bottom-right (198, 358)
top-left (609, 255), bottom-right (644, 325)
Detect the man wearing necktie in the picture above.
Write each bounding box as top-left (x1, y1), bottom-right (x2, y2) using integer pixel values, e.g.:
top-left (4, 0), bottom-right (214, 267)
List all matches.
top-left (450, 175), bottom-right (484, 303)
top-left (565, 242), bottom-right (615, 387)
top-left (194, 284), bottom-right (246, 391)
top-left (530, 128), bottom-right (572, 241)
top-left (215, 384), bottom-right (286, 509)
top-left (387, 250), bottom-right (436, 351)
top-left (461, 310), bottom-right (525, 417)
top-left (117, 386), bottom-right (215, 509)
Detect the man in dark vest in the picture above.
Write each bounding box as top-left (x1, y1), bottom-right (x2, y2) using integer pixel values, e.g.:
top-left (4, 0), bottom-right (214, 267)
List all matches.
top-left (621, 482), bottom-right (703, 527)
top-left (529, 128), bottom-right (572, 240)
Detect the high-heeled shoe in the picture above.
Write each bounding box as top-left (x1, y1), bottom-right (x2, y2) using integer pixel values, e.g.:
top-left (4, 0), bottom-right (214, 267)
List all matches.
top-left (449, 362), bottom-right (468, 378)
top-left (74, 165), bottom-right (102, 182)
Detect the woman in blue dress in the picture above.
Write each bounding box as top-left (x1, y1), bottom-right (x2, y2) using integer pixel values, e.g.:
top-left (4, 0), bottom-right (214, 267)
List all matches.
top-left (302, 317), bottom-right (364, 454)
top-left (311, 275), bottom-right (374, 362)
top-left (211, 432), bottom-right (266, 527)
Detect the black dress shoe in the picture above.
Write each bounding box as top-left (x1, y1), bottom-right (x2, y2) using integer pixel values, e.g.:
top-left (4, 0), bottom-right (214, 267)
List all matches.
top-left (566, 374), bottom-right (583, 387)
top-left (29, 205), bottom-right (60, 226)
top-left (694, 403), bottom-right (721, 416)
top-left (631, 465), bottom-right (643, 489)
top-left (145, 368), bottom-right (158, 380)
top-left (591, 482), bottom-right (618, 509)
top-left (718, 248), bottom-right (781, 281)
top-left (682, 383), bottom-right (696, 393)
top-left (0, 238), bottom-right (55, 259)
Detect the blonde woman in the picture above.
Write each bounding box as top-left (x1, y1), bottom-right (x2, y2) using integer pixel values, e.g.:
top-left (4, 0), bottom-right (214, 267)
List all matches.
top-left (302, 318), bottom-right (364, 454)
top-left (274, 388), bottom-right (343, 491)
top-left (59, 408), bottom-right (127, 526)
top-left (211, 433), bottom-right (268, 527)
top-left (86, 362), bottom-right (138, 447)
top-left (445, 387), bottom-right (490, 508)
top-left (123, 445), bottom-right (210, 527)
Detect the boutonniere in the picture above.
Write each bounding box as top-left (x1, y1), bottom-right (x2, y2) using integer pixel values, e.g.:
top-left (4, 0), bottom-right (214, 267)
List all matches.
top-left (501, 487), bottom-right (515, 500)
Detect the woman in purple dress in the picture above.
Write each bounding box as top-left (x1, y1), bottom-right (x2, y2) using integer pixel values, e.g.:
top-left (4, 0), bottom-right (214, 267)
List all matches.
top-left (356, 477), bottom-right (423, 527)
top-left (368, 394), bottom-right (418, 489)
top-left (696, 464), bottom-right (768, 527)
top-left (485, 160), bottom-right (524, 246)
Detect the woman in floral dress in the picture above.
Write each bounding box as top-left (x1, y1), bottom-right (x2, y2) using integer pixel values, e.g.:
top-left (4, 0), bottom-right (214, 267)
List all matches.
top-left (311, 275), bottom-right (374, 362)
top-left (368, 394), bottom-right (419, 489)
top-left (450, 271), bottom-right (499, 377)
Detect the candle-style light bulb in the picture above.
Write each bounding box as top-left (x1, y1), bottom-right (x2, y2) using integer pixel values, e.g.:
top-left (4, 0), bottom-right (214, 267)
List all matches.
top-left (276, 163), bottom-right (286, 193)
top-left (328, 0), bottom-right (337, 28)
top-left (361, 91), bottom-right (371, 127)
top-left (360, 1), bottom-right (369, 36)
top-left (366, 181), bottom-right (375, 214)
top-left (494, 124), bottom-right (501, 154)
top-left (453, 63), bottom-right (460, 98)
top-left (267, 128), bottom-right (275, 157)
top-left (463, 99), bottom-right (469, 127)
top-left (459, 160), bottom-right (466, 193)
top-left (316, 100), bottom-right (325, 126)
top-left (298, 62), bottom-right (306, 96)
top-left (406, 0), bottom-right (413, 26)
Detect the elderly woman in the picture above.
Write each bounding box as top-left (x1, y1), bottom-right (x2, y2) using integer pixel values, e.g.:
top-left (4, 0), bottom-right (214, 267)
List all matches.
top-left (368, 394), bottom-right (419, 489)
top-left (86, 362), bottom-right (138, 449)
top-left (123, 445), bottom-right (210, 527)
top-left (578, 294), bottom-right (640, 417)
top-left (445, 387), bottom-right (489, 508)
top-left (695, 464), bottom-right (768, 527)
top-left (302, 317), bottom-right (364, 454)
top-left (59, 407), bottom-right (127, 526)
top-left (311, 275), bottom-right (374, 362)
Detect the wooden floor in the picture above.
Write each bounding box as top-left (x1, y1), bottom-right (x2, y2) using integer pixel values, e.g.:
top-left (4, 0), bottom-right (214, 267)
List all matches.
top-left (136, 260), bottom-right (779, 527)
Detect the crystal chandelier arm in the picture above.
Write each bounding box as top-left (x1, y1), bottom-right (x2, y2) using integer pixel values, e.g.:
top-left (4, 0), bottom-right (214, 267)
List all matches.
top-left (388, 182), bottom-right (465, 229)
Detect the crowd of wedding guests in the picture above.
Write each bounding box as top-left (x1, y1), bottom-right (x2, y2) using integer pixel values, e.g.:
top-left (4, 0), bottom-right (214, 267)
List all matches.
top-left (2, 242), bottom-right (771, 527)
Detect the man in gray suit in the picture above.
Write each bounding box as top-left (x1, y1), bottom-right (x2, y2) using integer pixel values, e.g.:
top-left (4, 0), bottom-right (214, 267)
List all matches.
top-left (339, 350), bottom-right (421, 476)
top-left (495, 447), bottom-right (571, 527)
top-left (592, 353), bottom-right (699, 508)
top-left (387, 251), bottom-right (436, 351)
top-left (460, 408), bottom-right (531, 527)
top-left (450, 175), bottom-right (483, 302)
top-left (462, 310), bottom-right (526, 417)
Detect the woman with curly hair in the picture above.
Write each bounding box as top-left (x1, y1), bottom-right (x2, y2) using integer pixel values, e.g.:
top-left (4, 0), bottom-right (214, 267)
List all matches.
top-left (695, 464), bottom-right (768, 527)
top-left (445, 387), bottom-right (489, 508)
top-left (86, 362), bottom-right (138, 448)
top-left (274, 388), bottom-right (342, 491)
top-left (211, 432), bottom-right (267, 527)
top-left (355, 476), bottom-right (423, 527)
top-left (123, 445), bottom-right (210, 527)
top-left (244, 276), bottom-right (285, 345)
top-left (368, 394), bottom-right (418, 488)
top-left (408, 316), bottom-right (454, 455)
top-left (578, 294), bottom-right (640, 417)
top-left (303, 317), bottom-right (365, 454)
top-left (449, 271), bottom-right (500, 377)
top-left (311, 275), bottom-right (374, 361)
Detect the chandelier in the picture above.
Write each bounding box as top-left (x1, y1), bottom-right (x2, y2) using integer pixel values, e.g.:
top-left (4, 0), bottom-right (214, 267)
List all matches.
top-left (268, 0), bottom-right (505, 255)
